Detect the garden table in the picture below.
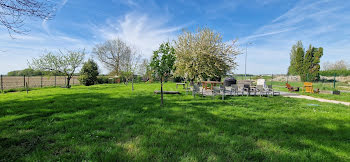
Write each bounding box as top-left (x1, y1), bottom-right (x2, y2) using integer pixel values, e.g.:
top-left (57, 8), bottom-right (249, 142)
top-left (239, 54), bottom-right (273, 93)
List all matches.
top-left (202, 81), bottom-right (223, 90)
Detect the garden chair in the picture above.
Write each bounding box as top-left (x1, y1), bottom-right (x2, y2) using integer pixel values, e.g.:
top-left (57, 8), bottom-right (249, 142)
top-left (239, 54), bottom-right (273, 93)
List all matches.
top-left (192, 84), bottom-right (203, 98)
top-left (285, 83), bottom-right (299, 92)
top-left (230, 84), bottom-right (239, 96)
top-left (266, 85), bottom-right (280, 96)
top-left (303, 82), bottom-right (320, 94)
top-left (257, 79), bottom-right (266, 88)
top-left (220, 85), bottom-right (231, 100)
top-left (237, 84), bottom-right (245, 96)
top-left (212, 86), bottom-right (224, 100)
top-left (243, 84), bottom-right (256, 96)
top-left (256, 85), bottom-right (269, 97)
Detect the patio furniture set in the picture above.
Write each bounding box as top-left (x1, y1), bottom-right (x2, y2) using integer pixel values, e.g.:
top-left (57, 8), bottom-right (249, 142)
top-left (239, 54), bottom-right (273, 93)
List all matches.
top-left (190, 79), bottom-right (280, 100)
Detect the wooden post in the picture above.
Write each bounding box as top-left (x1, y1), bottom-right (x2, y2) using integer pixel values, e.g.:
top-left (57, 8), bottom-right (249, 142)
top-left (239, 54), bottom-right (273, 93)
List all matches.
top-left (72, 76), bottom-right (74, 85)
top-left (65, 76), bottom-right (67, 87)
top-left (1, 75), bottom-right (3, 93)
top-left (54, 75), bottom-right (57, 87)
top-left (23, 75), bottom-right (26, 88)
top-left (41, 75), bottom-right (43, 88)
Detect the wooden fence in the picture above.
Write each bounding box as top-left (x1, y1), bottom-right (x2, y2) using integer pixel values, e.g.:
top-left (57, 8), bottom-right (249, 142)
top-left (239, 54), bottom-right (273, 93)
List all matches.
top-left (0, 75), bottom-right (80, 91)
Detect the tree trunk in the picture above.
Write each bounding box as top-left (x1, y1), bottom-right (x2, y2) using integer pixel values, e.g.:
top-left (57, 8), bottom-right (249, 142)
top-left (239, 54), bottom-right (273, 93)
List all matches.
top-left (132, 78), bottom-right (134, 91)
top-left (161, 77), bottom-right (164, 106)
top-left (66, 76), bottom-right (71, 88)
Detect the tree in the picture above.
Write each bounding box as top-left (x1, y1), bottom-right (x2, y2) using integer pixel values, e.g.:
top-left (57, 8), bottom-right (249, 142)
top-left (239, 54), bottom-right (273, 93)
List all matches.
top-left (301, 45), bottom-right (323, 82)
top-left (295, 47), bottom-right (305, 79)
top-left (150, 42), bottom-right (176, 106)
top-left (138, 58), bottom-right (152, 81)
top-left (79, 59), bottom-right (99, 86)
top-left (287, 41), bottom-right (303, 75)
top-left (174, 27), bottom-right (240, 82)
top-left (323, 60), bottom-right (349, 71)
top-left (0, 0), bottom-right (55, 35)
top-left (30, 50), bottom-right (85, 88)
top-left (93, 38), bottom-right (134, 76)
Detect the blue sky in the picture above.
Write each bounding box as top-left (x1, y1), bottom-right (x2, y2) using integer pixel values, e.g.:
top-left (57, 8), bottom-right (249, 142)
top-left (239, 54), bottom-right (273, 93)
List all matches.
top-left (1, 0), bottom-right (349, 75)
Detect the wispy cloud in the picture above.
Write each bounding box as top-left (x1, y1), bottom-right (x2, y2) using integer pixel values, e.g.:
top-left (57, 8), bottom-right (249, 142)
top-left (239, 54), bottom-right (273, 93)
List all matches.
top-left (236, 0), bottom-right (350, 74)
top-left (42, 0), bottom-right (69, 34)
top-left (94, 12), bottom-right (186, 58)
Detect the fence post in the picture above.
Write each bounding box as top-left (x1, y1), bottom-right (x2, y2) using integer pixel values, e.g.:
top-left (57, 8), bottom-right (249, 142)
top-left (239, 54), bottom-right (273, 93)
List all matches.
top-left (73, 76), bottom-right (75, 85)
top-left (41, 75), bottom-right (43, 88)
top-left (65, 76), bottom-right (67, 87)
top-left (333, 73), bottom-right (336, 89)
top-left (55, 75), bottom-right (57, 87)
top-left (271, 74), bottom-right (273, 87)
top-left (23, 75), bottom-right (26, 88)
top-left (1, 75), bottom-right (3, 93)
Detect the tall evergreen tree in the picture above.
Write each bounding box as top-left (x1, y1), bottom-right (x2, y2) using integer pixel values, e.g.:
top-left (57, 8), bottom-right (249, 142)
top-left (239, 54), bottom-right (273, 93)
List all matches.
top-left (302, 45), bottom-right (314, 81)
top-left (310, 47), bottom-right (323, 81)
top-left (301, 45), bottom-right (323, 82)
top-left (288, 41), bottom-right (303, 75)
top-left (295, 47), bottom-right (305, 79)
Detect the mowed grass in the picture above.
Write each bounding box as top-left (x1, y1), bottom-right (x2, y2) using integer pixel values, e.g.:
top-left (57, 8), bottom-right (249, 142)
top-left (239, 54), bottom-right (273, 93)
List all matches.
top-left (0, 83), bottom-right (350, 161)
top-left (270, 81), bottom-right (350, 102)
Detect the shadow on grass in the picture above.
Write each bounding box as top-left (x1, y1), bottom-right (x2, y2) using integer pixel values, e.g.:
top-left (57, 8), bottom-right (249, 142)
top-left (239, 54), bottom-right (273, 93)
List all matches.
top-left (0, 90), bottom-right (349, 161)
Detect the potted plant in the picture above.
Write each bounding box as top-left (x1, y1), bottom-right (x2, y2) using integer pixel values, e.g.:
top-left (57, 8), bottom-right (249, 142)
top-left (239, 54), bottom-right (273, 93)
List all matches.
top-left (331, 88), bottom-right (341, 95)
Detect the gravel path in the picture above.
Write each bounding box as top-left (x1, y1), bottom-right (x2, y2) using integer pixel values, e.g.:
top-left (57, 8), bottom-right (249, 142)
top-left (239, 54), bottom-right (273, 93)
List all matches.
top-left (280, 92), bottom-right (350, 106)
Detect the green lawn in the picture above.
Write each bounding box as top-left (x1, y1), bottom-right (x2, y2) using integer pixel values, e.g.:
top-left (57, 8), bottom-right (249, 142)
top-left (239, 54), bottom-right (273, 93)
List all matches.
top-left (270, 82), bottom-right (350, 102)
top-left (1, 83), bottom-right (350, 161)
top-left (268, 81), bottom-right (350, 91)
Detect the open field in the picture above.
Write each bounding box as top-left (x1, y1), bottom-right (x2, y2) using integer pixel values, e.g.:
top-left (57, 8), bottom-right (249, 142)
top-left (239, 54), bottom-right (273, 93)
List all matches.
top-left (1, 83), bottom-right (350, 161)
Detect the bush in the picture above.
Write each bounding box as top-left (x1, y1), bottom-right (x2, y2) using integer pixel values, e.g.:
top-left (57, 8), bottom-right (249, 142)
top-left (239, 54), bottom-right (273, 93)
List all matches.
top-left (173, 76), bottom-right (184, 83)
top-left (320, 70), bottom-right (350, 76)
top-left (79, 59), bottom-right (99, 86)
top-left (97, 76), bottom-right (109, 84)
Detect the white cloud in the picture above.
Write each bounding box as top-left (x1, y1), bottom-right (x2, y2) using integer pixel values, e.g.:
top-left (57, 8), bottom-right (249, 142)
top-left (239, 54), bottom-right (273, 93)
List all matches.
top-left (236, 0), bottom-right (350, 74)
top-left (95, 13), bottom-right (185, 59)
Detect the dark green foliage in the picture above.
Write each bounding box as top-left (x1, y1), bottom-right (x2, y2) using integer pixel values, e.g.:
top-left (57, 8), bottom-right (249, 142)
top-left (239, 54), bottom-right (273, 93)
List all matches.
top-left (289, 43), bottom-right (323, 82)
top-left (96, 76), bottom-right (109, 84)
top-left (294, 47), bottom-right (305, 77)
top-left (300, 45), bottom-right (323, 82)
top-left (320, 70), bottom-right (350, 76)
top-left (288, 41), bottom-right (303, 75)
top-left (172, 76), bottom-right (184, 82)
top-left (150, 42), bottom-right (176, 105)
top-left (79, 59), bottom-right (99, 86)
top-left (7, 68), bottom-right (64, 76)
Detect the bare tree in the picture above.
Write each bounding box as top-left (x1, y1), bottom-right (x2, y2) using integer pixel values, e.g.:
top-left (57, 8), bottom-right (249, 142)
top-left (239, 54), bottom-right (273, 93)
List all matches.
top-left (138, 58), bottom-right (151, 81)
top-left (93, 38), bottom-right (141, 90)
top-left (0, 0), bottom-right (55, 35)
top-left (93, 38), bottom-right (133, 76)
top-left (30, 49), bottom-right (85, 88)
top-left (323, 60), bottom-right (349, 71)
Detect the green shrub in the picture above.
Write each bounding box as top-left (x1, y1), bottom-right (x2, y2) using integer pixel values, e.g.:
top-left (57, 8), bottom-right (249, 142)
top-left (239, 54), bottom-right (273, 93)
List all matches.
top-left (79, 59), bottom-right (99, 86)
top-left (320, 70), bottom-right (350, 76)
top-left (97, 76), bottom-right (109, 84)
